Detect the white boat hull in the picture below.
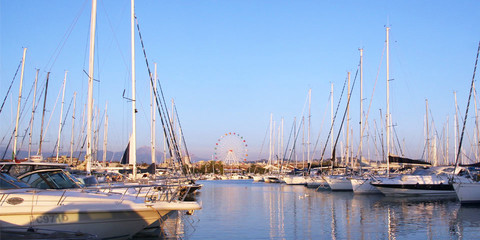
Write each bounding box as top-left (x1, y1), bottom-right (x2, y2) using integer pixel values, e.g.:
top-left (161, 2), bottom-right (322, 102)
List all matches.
top-left (284, 176), bottom-right (307, 185)
top-left (453, 181), bottom-right (480, 204)
top-left (324, 176), bottom-right (353, 191)
top-left (306, 177), bottom-right (329, 189)
top-left (351, 178), bottom-right (381, 194)
top-left (0, 189), bottom-right (201, 239)
top-left (371, 174), bottom-right (455, 197)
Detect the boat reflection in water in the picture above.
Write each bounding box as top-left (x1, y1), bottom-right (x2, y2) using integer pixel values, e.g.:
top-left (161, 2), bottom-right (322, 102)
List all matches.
top-left (164, 180), bottom-right (480, 240)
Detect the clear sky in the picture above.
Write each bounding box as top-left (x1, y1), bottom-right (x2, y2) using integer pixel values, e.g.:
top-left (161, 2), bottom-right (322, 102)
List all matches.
top-left (1, 0), bottom-right (480, 163)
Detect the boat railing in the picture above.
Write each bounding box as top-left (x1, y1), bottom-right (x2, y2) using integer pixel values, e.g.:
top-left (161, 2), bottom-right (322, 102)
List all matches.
top-left (84, 183), bottom-right (195, 203)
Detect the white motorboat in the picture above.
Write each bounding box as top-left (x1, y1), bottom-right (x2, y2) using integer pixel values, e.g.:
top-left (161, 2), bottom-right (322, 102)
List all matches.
top-left (0, 172), bottom-right (199, 239)
top-left (0, 168), bottom-right (201, 239)
top-left (324, 175), bottom-right (353, 191)
top-left (370, 166), bottom-right (459, 196)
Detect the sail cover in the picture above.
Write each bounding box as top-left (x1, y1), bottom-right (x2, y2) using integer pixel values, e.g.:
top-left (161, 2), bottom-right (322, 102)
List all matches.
top-left (388, 155), bottom-right (431, 165)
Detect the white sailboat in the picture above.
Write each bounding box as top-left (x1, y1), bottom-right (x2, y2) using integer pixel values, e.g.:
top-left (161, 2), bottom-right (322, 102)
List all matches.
top-left (325, 72), bottom-right (353, 191)
top-left (452, 41), bottom-right (480, 203)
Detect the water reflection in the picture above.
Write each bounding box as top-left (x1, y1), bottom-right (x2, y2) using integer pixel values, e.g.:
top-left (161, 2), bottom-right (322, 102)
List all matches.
top-left (136, 180), bottom-right (480, 239)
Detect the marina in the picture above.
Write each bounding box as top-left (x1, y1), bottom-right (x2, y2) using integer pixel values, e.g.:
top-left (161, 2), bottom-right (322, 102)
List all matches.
top-left (148, 179), bottom-right (480, 240)
top-left (2, 1), bottom-right (480, 239)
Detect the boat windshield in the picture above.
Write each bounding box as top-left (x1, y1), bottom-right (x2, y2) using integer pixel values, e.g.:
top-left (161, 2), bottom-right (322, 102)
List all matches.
top-left (0, 173), bottom-right (31, 189)
top-left (19, 170), bottom-right (84, 189)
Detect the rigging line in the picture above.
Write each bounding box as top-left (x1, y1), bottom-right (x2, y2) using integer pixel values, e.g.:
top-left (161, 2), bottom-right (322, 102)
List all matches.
top-left (391, 124), bottom-right (404, 156)
top-left (46, 0), bottom-right (88, 72)
top-left (173, 103), bottom-right (193, 175)
top-left (5, 72), bottom-right (39, 157)
top-left (99, 0), bottom-right (129, 71)
top-left (135, 16), bottom-right (185, 173)
top-left (42, 75), bottom-right (65, 146)
top-left (318, 66), bottom-right (360, 163)
top-left (453, 41), bottom-right (480, 177)
top-left (283, 116), bottom-right (303, 165)
top-left (284, 90), bottom-right (313, 163)
top-left (256, 119), bottom-right (270, 160)
top-left (318, 75), bottom-right (348, 162)
top-left (0, 60), bottom-right (22, 115)
top-left (354, 43), bottom-right (386, 159)
top-left (1, 130), bottom-right (15, 160)
top-left (279, 119), bottom-right (297, 175)
top-left (331, 67), bottom-right (360, 164)
top-left (50, 97), bottom-right (75, 156)
top-left (310, 91), bottom-right (332, 164)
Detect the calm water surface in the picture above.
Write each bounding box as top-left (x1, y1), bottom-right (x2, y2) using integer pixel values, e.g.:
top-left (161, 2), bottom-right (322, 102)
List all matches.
top-left (146, 179), bottom-right (480, 239)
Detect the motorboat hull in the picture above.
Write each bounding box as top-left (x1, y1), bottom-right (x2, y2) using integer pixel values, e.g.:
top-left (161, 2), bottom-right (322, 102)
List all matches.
top-left (0, 189), bottom-right (201, 239)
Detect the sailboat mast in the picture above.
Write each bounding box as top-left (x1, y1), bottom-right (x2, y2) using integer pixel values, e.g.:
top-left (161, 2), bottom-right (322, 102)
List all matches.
top-left (359, 48), bottom-right (363, 164)
top-left (445, 116), bottom-right (449, 165)
top-left (86, 0), bottom-right (97, 174)
top-left (130, 0), bottom-right (137, 178)
top-left (386, 27), bottom-right (390, 175)
top-left (331, 82), bottom-right (334, 158)
top-left (425, 99), bottom-right (429, 163)
top-left (38, 72), bottom-right (49, 156)
top-left (13, 47), bottom-right (27, 160)
top-left (268, 113), bottom-right (273, 167)
top-left (151, 63), bottom-right (157, 164)
top-left (28, 69), bottom-right (39, 160)
top-left (307, 89), bottom-right (311, 165)
top-left (55, 71), bottom-right (68, 162)
top-left (70, 92), bottom-right (76, 163)
top-left (56, 71), bottom-right (67, 162)
top-left (102, 103), bottom-right (108, 166)
top-left (454, 91), bottom-right (458, 164)
top-left (346, 72), bottom-right (350, 172)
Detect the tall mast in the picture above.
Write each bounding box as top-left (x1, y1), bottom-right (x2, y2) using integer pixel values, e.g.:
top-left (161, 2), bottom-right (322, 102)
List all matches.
top-left (307, 89), bottom-right (311, 165)
top-left (302, 116), bottom-right (305, 168)
top-left (425, 99), bottom-right (429, 162)
top-left (268, 113), bottom-right (273, 167)
top-left (13, 48), bottom-right (27, 160)
top-left (474, 83), bottom-right (480, 161)
top-left (454, 91), bottom-right (458, 164)
top-left (70, 92), bottom-right (76, 163)
top-left (130, 0), bottom-right (137, 178)
top-left (38, 73), bottom-right (49, 156)
top-left (151, 63), bottom-right (157, 164)
top-left (56, 71), bottom-right (67, 162)
top-left (445, 116), bottom-right (449, 165)
top-left (86, 0), bottom-right (97, 174)
top-left (386, 27), bottom-right (390, 175)
top-left (346, 72), bottom-right (350, 172)
top-left (281, 117), bottom-right (284, 166)
top-left (331, 82), bottom-right (334, 158)
top-left (102, 103), bottom-right (108, 166)
top-left (359, 48), bottom-right (363, 164)
top-left (28, 69), bottom-right (39, 160)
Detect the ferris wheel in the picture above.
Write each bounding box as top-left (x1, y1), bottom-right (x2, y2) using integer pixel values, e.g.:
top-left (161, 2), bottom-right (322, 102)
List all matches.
top-left (214, 132), bottom-right (248, 165)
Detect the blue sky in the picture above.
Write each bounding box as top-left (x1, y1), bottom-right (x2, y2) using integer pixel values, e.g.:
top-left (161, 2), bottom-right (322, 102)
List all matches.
top-left (1, 1), bottom-right (480, 163)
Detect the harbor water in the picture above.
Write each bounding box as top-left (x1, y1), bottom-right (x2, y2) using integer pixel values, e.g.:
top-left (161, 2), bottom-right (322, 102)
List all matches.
top-left (142, 179), bottom-right (480, 239)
